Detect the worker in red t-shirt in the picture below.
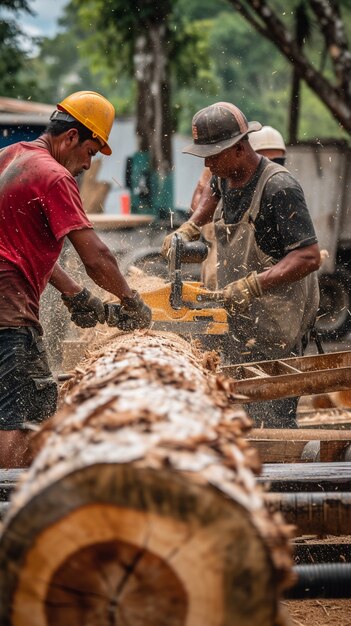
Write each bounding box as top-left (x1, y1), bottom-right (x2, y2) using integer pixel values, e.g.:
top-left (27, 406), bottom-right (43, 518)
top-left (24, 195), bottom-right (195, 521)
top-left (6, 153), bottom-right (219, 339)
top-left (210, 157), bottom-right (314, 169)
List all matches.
top-left (0, 90), bottom-right (151, 467)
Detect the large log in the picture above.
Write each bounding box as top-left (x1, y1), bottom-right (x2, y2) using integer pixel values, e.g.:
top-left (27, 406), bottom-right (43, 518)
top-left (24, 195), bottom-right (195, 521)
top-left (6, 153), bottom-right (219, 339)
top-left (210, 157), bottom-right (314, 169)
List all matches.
top-left (260, 462), bottom-right (351, 491)
top-left (265, 492), bottom-right (351, 536)
top-left (0, 332), bottom-right (293, 626)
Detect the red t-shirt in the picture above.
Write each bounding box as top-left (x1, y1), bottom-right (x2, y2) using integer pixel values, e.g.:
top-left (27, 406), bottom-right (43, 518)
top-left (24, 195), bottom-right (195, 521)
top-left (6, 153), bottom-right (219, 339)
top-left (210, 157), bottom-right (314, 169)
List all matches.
top-left (0, 141), bottom-right (92, 330)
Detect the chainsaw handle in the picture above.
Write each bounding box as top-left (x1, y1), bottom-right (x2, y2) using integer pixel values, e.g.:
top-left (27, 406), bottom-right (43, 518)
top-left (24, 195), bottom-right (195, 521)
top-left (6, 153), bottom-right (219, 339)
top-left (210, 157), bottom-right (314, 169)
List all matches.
top-left (180, 240), bottom-right (208, 264)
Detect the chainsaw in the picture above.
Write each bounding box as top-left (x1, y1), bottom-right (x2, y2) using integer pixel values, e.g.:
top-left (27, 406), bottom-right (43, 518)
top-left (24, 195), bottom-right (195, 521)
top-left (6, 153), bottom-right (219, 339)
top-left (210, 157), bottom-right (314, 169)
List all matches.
top-left (104, 235), bottom-right (228, 334)
top-left (139, 234), bottom-right (229, 334)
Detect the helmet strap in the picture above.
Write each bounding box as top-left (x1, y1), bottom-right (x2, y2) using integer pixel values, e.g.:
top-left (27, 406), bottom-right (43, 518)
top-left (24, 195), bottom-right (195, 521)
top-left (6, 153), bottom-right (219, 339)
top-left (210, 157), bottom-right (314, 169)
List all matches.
top-left (50, 110), bottom-right (76, 123)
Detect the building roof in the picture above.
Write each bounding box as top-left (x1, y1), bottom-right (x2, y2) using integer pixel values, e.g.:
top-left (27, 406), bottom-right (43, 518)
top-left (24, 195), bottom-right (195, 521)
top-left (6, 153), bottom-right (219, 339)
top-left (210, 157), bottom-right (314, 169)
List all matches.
top-left (0, 97), bottom-right (53, 116)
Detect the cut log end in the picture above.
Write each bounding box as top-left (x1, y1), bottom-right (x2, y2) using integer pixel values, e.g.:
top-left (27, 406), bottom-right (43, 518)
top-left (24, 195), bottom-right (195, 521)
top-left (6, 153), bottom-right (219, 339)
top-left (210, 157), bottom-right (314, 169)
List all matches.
top-left (46, 537), bottom-right (188, 626)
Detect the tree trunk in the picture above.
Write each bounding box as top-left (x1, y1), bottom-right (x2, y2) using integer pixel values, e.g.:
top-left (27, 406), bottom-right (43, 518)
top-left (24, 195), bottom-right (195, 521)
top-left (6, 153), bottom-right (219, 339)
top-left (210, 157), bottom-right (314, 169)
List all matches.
top-left (134, 24), bottom-right (174, 217)
top-left (289, 1), bottom-right (309, 143)
top-left (289, 66), bottom-right (301, 143)
top-left (0, 332), bottom-right (293, 626)
top-left (134, 25), bottom-right (172, 175)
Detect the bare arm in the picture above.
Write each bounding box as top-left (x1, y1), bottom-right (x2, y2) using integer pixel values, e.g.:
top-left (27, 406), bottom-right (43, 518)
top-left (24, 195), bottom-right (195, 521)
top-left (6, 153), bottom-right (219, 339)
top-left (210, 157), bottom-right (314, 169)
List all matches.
top-left (190, 181), bottom-right (219, 226)
top-left (258, 243), bottom-right (321, 291)
top-left (66, 228), bottom-right (134, 300)
top-left (191, 167), bottom-right (212, 212)
top-left (49, 263), bottom-right (82, 296)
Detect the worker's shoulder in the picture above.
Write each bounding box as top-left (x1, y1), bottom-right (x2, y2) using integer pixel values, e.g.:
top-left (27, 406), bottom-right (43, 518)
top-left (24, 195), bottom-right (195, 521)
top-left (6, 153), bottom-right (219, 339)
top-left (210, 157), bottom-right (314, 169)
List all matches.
top-left (264, 168), bottom-right (303, 196)
top-left (17, 141), bottom-right (75, 186)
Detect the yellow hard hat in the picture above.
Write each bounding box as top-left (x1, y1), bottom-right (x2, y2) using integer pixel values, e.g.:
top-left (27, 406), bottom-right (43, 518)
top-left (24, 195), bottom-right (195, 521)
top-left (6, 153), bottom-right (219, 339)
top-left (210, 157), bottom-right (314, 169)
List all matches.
top-left (57, 91), bottom-right (115, 155)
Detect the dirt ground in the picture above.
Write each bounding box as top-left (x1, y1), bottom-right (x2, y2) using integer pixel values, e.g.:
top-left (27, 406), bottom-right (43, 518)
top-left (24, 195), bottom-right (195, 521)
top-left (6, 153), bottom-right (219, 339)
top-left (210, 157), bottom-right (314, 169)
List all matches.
top-left (283, 532), bottom-right (351, 626)
top-left (285, 599), bottom-right (351, 625)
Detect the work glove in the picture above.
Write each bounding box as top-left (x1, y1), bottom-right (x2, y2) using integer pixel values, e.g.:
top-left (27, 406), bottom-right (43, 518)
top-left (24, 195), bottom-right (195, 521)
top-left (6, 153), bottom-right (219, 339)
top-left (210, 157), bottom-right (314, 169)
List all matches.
top-left (221, 271), bottom-right (263, 314)
top-left (161, 221), bottom-right (201, 259)
top-left (61, 288), bottom-right (106, 328)
top-left (105, 291), bottom-right (152, 331)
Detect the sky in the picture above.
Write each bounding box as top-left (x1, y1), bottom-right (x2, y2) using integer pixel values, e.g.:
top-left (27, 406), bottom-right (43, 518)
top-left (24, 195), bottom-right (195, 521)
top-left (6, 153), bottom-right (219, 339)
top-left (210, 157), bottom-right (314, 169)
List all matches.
top-left (20, 0), bottom-right (68, 38)
top-left (8, 0), bottom-right (69, 51)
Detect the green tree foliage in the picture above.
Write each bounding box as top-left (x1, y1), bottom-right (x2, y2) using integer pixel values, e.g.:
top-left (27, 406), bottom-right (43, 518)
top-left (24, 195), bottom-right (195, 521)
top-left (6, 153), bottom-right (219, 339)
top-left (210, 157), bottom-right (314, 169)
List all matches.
top-left (70, 0), bottom-right (213, 118)
top-left (0, 0), bottom-right (35, 96)
top-left (69, 0), bottom-right (216, 180)
top-left (24, 0), bottom-right (351, 142)
top-left (24, 3), bottom-right (104, 104)
top-left (176, 0), bottom-right (351, 140)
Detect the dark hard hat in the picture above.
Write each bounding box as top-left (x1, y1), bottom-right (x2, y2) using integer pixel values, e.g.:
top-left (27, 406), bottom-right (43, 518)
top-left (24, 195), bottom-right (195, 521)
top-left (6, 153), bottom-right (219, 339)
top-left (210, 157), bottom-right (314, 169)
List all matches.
top-left (183, 102), bottom-right (261, 158)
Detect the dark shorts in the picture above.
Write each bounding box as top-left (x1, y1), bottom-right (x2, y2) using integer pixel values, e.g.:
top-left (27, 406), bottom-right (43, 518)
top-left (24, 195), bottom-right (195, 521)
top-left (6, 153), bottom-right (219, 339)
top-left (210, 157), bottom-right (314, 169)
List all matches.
top-left (0, 327), bottom-right (58, 430)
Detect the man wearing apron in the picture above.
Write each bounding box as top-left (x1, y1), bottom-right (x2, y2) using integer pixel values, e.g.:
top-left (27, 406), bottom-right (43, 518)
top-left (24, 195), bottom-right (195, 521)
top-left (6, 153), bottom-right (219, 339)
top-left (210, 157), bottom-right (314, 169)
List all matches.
top-left (162, 102), bottom-right (320, 428)
top-left (190, 125), bottom-right (287, 291)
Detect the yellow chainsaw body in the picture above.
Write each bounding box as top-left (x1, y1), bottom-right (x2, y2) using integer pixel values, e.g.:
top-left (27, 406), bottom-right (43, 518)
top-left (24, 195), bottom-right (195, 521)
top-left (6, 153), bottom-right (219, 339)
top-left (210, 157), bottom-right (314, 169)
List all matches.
top-left (141, 282), bottom-right (228, 335)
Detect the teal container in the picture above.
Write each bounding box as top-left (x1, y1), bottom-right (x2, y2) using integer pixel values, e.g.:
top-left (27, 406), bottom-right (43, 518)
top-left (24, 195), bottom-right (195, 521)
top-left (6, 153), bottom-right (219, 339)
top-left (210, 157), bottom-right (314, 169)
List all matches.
top-left (127, 151), bottom-right (173, 219)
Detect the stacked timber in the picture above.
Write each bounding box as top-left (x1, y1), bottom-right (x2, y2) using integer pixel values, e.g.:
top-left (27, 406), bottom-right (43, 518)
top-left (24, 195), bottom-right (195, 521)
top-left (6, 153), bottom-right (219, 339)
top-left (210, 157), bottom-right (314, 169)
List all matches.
top-left (0, 331), bottom-right (294, 626)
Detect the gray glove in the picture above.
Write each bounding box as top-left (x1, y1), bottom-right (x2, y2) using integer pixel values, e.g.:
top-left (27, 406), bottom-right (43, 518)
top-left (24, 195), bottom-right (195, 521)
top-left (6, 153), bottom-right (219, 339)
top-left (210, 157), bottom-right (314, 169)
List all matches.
top-left (105, 291), bottom-right (152, 331)
top-left (61, 288), bottom-right (106, 328)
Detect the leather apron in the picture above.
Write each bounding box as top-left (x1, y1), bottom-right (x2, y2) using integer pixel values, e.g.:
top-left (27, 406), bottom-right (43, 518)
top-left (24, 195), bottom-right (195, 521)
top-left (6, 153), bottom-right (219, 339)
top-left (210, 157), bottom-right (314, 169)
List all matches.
top-left (200, 221), bottom-right (218, 291)
top-left (214, 158), bottom-right (319, 359)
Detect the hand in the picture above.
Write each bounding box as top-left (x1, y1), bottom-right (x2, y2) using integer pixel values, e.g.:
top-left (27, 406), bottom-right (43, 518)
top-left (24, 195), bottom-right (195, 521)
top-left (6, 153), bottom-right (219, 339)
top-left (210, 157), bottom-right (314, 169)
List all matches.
top-left (105, 291), bottom-right (152, 331)
top-left (161, 221), bottom-right (201, 258)
top-left (222, 272), bottom-right (263, 314)
top-left (61, 287), bottom-right (106, 328)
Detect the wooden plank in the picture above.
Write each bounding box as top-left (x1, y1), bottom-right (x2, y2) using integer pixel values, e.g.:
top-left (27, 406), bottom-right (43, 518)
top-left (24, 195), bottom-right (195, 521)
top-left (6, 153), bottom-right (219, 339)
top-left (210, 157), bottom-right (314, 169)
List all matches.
top-left (251, 439), bottom-right (307, 463)
top-left (275, 360), bottom-right (301, 374)
top-left (319, 441), bottom-right (350, 462)
top-left (242, 365), bottom-right (268, 378)
top-left (89, 213), bottom-right (154, 230)
top-left (251, 439), bottom-right (351, 463)
top-left (298, 407), bottom-right (351, 429)
top-left (249, 428), bottom-right (351, 441)
top-left (248, 429), bottom-right (351, 464)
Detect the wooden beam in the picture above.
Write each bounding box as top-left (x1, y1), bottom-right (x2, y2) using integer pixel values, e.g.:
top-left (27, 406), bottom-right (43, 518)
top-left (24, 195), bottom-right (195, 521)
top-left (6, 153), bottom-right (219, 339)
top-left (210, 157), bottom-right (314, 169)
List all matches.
top-left (250, 438), bottom-right (351, 463)
top-left (250, 428), bottom-right (351, 440)
top-left (250, 439), bottom-right (307, 463)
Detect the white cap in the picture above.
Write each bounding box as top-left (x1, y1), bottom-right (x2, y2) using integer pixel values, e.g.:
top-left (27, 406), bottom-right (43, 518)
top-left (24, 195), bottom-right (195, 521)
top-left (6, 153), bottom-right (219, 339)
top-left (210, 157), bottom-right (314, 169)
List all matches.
top-left (249, 125), bottom-right (286, 154)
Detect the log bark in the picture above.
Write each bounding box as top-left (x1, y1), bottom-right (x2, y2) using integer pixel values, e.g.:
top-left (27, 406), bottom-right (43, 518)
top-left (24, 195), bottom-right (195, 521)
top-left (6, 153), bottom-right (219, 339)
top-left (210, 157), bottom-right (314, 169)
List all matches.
top-left (0, 332), bottom-right (293, 626)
